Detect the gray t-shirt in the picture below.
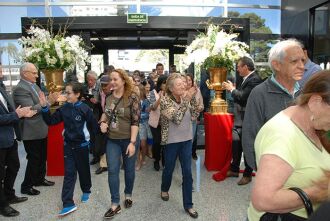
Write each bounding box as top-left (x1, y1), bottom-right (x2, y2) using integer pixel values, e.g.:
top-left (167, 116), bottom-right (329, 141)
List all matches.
top-left (167, 102), bottom-right (192, 144)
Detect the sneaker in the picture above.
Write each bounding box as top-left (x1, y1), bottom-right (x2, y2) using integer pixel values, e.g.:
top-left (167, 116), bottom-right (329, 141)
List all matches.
top-left (58, 205), bottom-right (77, 216)
top-left (81, 193), bottom-right (90, 203)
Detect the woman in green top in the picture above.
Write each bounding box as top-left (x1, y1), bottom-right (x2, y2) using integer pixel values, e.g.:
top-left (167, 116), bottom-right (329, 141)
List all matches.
top-left (248, 70), bottom-right (330, 221)
top-left (99, 69), bottom-right (141, 219)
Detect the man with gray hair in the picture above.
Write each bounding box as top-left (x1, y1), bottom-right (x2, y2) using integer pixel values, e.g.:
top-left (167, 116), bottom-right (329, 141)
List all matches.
top-left (13, 62), bottom-right (55, 196)
top-left (84, 70), bottom-right (100, 165)
top-left (242, 39), bottom-right (305, 170)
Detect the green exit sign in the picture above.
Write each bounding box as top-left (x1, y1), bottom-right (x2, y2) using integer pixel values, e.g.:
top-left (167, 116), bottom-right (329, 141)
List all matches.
top-left (127, 13), bottom-right (148, 24)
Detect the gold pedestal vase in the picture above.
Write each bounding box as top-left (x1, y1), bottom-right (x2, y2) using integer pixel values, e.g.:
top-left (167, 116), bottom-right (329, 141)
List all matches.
top-left (206, 67), bottom-right (228, 114)
top-left (42, 69), bottom-right (65, 93)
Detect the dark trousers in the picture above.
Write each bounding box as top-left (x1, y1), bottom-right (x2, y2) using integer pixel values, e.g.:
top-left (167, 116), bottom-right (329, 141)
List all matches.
top-left (21, 138), bottom-right (47, 190)
top-left (150, 125), bottom-right (164, 165)
top-left (94, 133), bottom-right (107, 156)
top-left (161, 140), bottom-right (193, 209)
top-left (62, 144), bottom-right (91, 207)
top-left (0, 141), bottom-right (19, 208)
top-left (231, 127), bottom-right (252, 177)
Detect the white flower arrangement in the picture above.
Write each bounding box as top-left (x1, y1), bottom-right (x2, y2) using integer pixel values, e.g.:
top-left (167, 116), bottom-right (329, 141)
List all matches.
top-left (19, 25), bottom-right (90, 71)
top-left (183, 24), bottom-right (249, 72)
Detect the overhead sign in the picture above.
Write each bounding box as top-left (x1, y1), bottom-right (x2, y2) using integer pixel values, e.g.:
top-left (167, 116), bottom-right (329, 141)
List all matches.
top-left (127, 13), bottom-right (148, 24)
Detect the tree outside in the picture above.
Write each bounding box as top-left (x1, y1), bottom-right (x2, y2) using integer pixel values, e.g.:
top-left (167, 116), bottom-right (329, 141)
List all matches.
top-left (228, 11), bottom-right (275, 79)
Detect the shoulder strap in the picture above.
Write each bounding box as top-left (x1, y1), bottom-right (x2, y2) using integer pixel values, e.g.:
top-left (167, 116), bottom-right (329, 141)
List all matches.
top-left (289, 187), bottom-right (313, 217)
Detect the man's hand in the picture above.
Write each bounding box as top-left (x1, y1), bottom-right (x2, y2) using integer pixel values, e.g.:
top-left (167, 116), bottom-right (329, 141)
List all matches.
top-left (47, 92), bottom-right (60, 105)
top-left (38, 91), bottom-right (48, 107)
top-left (222, 80), bottom-right (235, 92)
top-left (90, 98), bottom-right (97, 104)
top-left (16, 105), bottom-right (36, 118)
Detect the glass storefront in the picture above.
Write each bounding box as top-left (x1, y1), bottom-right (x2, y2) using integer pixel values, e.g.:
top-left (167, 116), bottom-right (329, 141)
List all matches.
top-left (0, 0), bottom-right (281, 91)
top-left (312, 1), bottom-right (330, 66)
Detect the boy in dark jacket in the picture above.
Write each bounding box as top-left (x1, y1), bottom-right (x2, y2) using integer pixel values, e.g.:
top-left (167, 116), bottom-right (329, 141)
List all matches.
top-left (39, 82), bottom-right (99, 216)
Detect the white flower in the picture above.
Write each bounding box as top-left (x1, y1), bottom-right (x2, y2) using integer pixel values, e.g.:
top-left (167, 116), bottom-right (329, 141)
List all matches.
top-left (182, 24), bottom-right (249, 71)
top-left (19, 25), bottom-right (90, 71)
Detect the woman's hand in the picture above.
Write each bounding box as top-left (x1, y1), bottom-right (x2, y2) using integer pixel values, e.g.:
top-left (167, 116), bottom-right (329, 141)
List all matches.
top-left (126, 142), bottom-right (136, 158)
top-left (100, 122), bottom-right (108, 133)
top-left (184, 86), bottom-right (197, 102)
top-left (306, 170), bottom-right (330, 203)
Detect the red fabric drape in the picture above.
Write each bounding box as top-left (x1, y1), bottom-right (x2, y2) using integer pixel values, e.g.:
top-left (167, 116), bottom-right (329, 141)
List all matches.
top-left (204, 113), bottom-right (233, 181)
top-left (47, 122), bottom-right (64, 176)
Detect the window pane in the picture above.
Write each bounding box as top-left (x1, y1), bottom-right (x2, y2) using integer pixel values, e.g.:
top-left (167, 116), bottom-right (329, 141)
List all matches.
top-left (0, 6), bottom-right (45, 33)
top-left (228, 8), bottom-right (280, 34)
top-left (141, 6), bottom-right (223, 17)
top-left (229, 0), bottom-right (281, 6)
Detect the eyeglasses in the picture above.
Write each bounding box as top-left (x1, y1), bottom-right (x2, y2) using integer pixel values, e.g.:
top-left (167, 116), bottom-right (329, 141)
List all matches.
top-left (25, 70), bottom-right (38, 75)
top-left (134, 79), bottom-right (141, 82)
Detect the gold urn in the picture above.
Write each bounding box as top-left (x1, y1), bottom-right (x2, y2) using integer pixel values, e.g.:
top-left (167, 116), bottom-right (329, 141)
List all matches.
top-left (205, 67), bottom-right (228, 114)
top-left (42, 69), bottom-right (65, 93)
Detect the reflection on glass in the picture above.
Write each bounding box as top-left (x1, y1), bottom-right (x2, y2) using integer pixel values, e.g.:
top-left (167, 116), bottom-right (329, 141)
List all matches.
top-left (313, 3), bottom-right (330, 65)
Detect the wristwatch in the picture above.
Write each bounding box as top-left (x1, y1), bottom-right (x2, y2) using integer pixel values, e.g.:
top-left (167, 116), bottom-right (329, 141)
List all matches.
top-left (130, 140), bottom-right (136, 145)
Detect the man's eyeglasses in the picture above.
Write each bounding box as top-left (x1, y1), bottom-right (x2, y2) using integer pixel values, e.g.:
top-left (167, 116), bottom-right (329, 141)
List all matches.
top-left (25, 71), bottom-right (38, 75)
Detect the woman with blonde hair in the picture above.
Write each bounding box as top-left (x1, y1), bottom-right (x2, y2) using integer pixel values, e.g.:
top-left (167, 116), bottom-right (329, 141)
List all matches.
top-left (160, 73), bottom-right (200, 218)
top-left (99, 69), bottom-right (141, 219)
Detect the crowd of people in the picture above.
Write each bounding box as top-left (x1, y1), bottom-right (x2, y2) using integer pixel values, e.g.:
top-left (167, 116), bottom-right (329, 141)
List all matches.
top-left (0, 37), bottom-right (329, 221)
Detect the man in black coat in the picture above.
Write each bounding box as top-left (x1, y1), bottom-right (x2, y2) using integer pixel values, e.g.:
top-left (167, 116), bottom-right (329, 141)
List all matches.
top-left (222, 56), bottom-right (262, 185)
top-left (0, 64), bottom-right (37, 217)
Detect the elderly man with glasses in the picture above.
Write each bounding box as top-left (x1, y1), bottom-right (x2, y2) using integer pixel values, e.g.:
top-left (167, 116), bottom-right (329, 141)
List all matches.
top-left (13, 63), bottom-right (55, 197)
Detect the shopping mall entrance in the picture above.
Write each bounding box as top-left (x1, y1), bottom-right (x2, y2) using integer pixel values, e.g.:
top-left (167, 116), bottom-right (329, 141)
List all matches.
top-left (21, 16), bottom-right (250, 73)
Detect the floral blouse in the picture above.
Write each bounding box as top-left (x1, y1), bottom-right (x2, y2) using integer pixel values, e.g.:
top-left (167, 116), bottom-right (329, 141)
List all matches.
top-left (104, 92), bottom-right (141, 139)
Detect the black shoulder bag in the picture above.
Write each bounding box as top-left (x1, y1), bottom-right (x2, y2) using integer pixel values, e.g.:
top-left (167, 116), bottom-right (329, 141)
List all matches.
top-left (259, 187), bottom-right (313, 221)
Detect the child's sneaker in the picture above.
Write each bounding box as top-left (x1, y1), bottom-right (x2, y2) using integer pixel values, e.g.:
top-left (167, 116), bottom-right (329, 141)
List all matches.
top-left (58, 205), bottom-right (77, 216)
top-left (81, 193), bottom-right (90, 203)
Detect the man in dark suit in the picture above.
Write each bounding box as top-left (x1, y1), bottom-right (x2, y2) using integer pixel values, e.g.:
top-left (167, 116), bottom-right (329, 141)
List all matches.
top-left (0, 64), bottom-right (38, 217)
top-left (13, 63), bottom-right (55, 196)
top-left (223, 56), bottom-right (262, 185)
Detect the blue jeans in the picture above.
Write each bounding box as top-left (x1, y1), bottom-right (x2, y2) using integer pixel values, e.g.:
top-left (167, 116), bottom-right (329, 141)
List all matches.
top-left (161, 140), bottom-right (193, 209)
top-left (106, 138), bottom-right (138, 205)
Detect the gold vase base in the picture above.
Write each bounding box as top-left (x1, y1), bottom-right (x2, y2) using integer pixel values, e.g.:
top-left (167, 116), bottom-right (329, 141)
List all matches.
top-left (209, 99), bottom-right (228, 114)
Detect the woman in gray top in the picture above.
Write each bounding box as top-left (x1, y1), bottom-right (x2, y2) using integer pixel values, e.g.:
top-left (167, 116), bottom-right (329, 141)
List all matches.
top-left (159, 73), bottom-right (199, 219)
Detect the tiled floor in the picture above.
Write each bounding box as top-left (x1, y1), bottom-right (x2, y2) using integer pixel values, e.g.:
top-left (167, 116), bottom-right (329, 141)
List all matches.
top-left (7, 142), bottom-right (252, 221)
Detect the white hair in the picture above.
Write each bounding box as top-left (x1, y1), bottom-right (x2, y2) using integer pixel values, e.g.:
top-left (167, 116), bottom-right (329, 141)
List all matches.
top-left (86, 70), bottom-right (98, 80)
top-left (268, 39), bottom-right (303, 72)
top-left (19, 62), bottom-right (35, 76)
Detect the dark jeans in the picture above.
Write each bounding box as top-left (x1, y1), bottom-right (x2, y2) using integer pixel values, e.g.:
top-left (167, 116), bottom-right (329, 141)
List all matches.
top-left (21, 138), bottom-right (47, 190)
top-left (150, 125), bottom-right (163, 165)
top-left (161, 140), bottom-right (193, 209)
top-left (0, 141), bottom-right (19, 208)
top-left (106, 138), bottom-right (138, 205)
top-left (192, 120), bottom-right (198, 156)
top-left (231, 127), bottom-right (252, 177)
top-left (62, 144), bottom-right (91, 207)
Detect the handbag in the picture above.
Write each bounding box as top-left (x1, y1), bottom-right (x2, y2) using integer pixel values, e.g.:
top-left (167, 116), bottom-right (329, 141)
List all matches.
top-left (259, 187), bottom-right (313, 221)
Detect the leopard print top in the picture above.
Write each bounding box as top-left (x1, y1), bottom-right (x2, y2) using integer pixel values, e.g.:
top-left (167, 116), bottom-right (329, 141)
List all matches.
top-left (160, 95), bottom-right (199, 145)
